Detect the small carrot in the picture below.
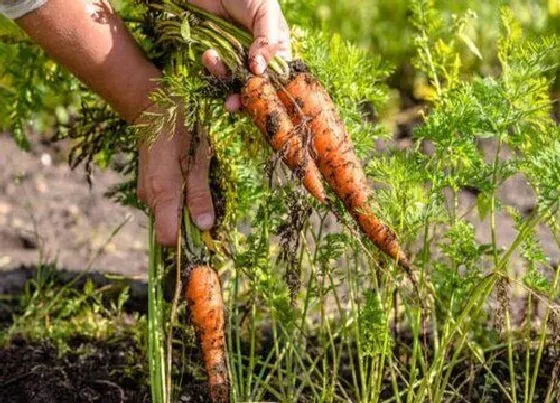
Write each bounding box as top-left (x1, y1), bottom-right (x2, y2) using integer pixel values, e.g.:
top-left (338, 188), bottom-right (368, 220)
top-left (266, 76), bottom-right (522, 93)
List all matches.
top-left (278, 65), bottom-right (410, 269)
top-left (185, 265), bottom-right (228, 403)
top-left (241, 74), bottom-right (326, 202)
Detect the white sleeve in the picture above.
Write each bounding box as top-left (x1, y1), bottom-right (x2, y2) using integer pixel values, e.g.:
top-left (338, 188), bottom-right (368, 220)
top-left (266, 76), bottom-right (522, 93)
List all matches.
top-left (0, 0), bottom-right (48, 19)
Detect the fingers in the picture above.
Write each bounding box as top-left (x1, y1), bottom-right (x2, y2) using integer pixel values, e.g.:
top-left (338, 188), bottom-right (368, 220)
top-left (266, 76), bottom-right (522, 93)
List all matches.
top-left (249, 1), bottom-right (291, 74)
top-left (202, 49), bottom-right (229, 78)
top-left (137, 115), bottom-right (189, 247)
top-left (201, 49), bottom-right (241, 112)
top-left (188, 0), bottom-right (224, 16)
top-left (200, 0), bottom-right (293, 109)
top-left (148, 134), bottom-right (184, 247)
top-left (137, 119), bottom-right (215, 246)
top-left (152, 188), bottom-right (181, 247)
top-left (186, 130), bottom-right (215, 230)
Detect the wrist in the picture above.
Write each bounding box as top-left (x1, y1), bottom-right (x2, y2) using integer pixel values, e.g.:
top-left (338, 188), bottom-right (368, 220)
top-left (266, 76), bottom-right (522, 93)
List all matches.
top-left (116, 65), bottom-right (162, 123)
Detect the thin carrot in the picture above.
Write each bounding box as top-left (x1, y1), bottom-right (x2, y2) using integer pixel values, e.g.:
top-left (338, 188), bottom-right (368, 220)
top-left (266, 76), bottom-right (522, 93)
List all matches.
top-left (241, 74), bottom-right (326, 202)
top-left (277, 64), bottom-right (410, 269)
top-left (185, 265), bottom-right (228, 403)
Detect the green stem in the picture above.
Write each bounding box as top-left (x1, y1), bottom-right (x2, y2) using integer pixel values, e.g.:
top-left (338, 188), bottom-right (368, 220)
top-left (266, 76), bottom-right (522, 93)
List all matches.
top-left (246, 302), bottom-right (257, 397)
top-left (491, 137), bottom-right (517, 402)
top-left (490, 137), bottom-right (502, 269)
top-left (529, 265), bottom-right (560, 401)
top-left (165, 202), bottom-right (185, 403)
top-left (523, 291), bottom-right (532, 402)
top-left (148, 214), bottom-right (167, 403)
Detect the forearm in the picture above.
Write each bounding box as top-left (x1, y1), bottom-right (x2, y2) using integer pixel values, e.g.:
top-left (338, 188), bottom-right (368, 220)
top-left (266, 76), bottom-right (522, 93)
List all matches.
top-left (16, 0), bottom-right (160, 122)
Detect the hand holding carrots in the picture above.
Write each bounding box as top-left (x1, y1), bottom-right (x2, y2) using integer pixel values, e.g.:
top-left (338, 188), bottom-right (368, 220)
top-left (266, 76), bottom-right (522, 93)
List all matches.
top-left (195, 0), bottom-right (292, 110)
top-left (138, 0), bottom-right (292, 247)
top-left (136, 103), bottom-right (216, 247)
top-left (192, 1), bottom-right (409, 268)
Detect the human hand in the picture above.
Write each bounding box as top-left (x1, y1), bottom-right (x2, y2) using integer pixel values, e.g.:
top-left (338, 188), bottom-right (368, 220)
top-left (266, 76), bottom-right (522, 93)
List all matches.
top-left (136, 104), bottom-right (214, 247)
top-left (15, 0), bottom-right (216, 247)
top-left (191, 0), bottom-right (291, 111)
top-left (138, 0), bottom-right (292, 246)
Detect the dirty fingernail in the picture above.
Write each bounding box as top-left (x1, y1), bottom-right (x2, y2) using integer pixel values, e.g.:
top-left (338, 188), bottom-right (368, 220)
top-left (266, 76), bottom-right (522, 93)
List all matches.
top-left (225, 94), bottom-right (241, 112)
top-left (193, 212), bottom-right (214, 230)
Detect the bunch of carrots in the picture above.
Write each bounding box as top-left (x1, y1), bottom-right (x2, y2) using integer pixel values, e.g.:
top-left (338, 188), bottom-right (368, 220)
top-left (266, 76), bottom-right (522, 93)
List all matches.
top-left (154, 2), bottom-right (413, 402)
top-left (185, 69), bottom-right (411, 401)
top-left (243, 64), bottom-right (410, 271)
top-left (156, 2), bottom-right (411, 270)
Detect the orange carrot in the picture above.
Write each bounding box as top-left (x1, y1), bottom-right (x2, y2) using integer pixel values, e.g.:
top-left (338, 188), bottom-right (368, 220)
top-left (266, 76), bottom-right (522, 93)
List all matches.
top-left (185, 265), bottom-right (228, 403)
top-left (241, 74), bottom-right (326, 202)
top-left (278, 67), bottom-right (410, 269)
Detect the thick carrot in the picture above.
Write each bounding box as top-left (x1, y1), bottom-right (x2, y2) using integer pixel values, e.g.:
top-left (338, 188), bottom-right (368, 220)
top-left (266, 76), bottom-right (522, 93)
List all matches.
top-left (241, 74), bottom-right (326, 202)
top-left (185, 265), bottom-right (228, 403)
top-left (278, 67), bottom-right (410, 269)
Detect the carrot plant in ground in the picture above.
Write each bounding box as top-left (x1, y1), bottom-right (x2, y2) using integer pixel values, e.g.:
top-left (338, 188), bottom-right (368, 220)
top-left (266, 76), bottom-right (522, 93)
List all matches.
top-left (397, 3), bottom-right (560, 402)
top-left (141, 2), bottom-right (560, 401)
top-left (0, 264), bottom-right (145, 352)
top-left (2, 1), bottom-right (560, 402)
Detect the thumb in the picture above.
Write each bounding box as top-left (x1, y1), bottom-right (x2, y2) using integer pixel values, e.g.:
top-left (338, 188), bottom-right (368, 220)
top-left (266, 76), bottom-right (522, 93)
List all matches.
top-left (248, 1), bottom-right (291, 74)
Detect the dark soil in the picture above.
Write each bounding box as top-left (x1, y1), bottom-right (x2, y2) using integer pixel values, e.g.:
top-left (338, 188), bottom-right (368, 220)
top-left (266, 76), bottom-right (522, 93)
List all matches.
top-left (0, 268), bottom-right (210, 403)
top-left (1, 268), bottom-right (559, 402)
top-left (0, 336), bottom-right (149, 402)
top-left (0, 335), bottom-right (210, 403)
top-left (454, 347), bottom-right (560, 402)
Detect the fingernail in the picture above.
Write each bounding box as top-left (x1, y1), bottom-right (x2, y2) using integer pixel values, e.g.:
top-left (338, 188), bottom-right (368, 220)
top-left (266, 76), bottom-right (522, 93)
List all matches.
top-left (194, 212), bottom-right (214, 230)
top-left (225, 99), bottom-right (236, 112)
top-left (253, 54), bottom-right (266, 74)
top-left (225, 95), bottom-right (241, 112)
top-left (209, 51), bottom-right (219, 63)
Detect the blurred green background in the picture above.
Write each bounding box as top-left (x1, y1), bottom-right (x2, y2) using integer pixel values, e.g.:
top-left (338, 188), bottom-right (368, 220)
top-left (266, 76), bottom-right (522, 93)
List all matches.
top-left (3, 0), bottom-right (560, 139)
